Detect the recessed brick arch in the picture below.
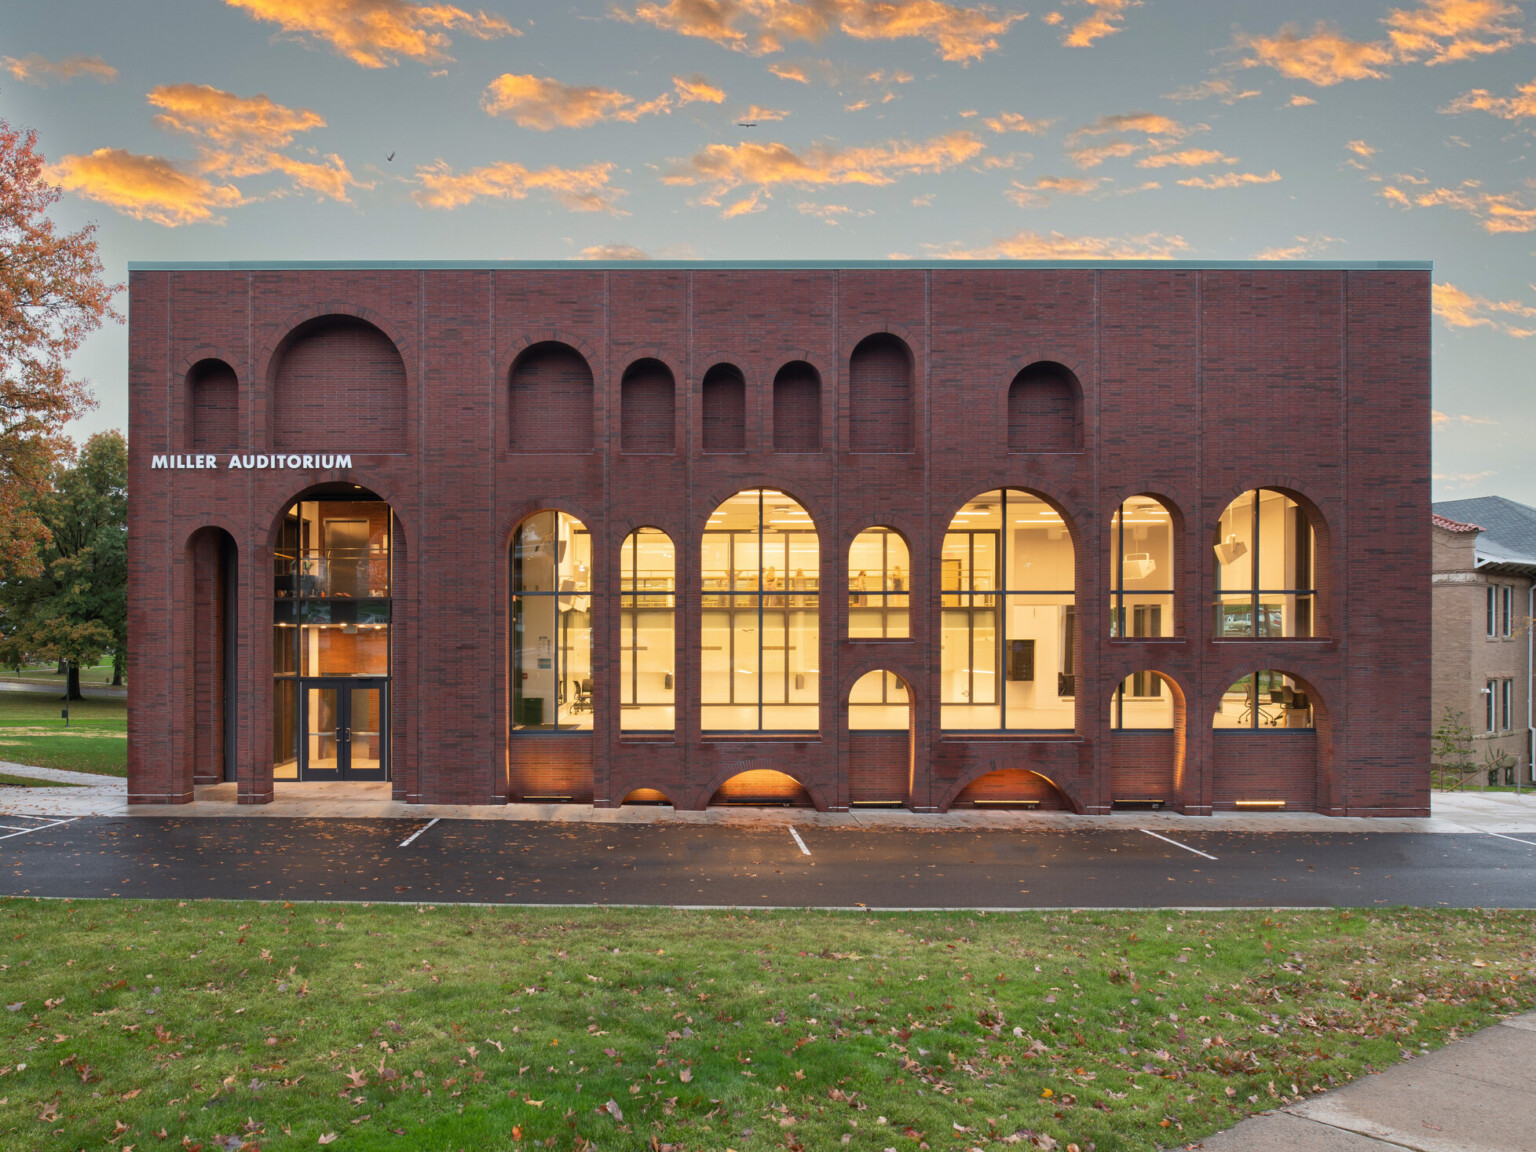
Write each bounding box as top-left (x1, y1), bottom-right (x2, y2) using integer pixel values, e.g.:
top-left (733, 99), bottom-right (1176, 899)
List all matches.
top-left (700, 362), bottom-right (747, 454)
top-left (186, 358), bottom-right (239, 451)
top-left (509, 341), bottom-right (596, 454)
top-left (183, 525), bottom-right (239, 789)
top-left (848, 332), bottom-right (913, 453)
top-left (773, 360), bottom-right (822, 452)
top-left (847, 668), bottom-right (915, 807)
top-left (621, 357), bottom-right (676, 454)
top-left (1106, 668), bottom-right (1186, 806)
top-left (1206, 665), bottom-right (1331, 812)
top-left (1008, 361), bottom-right (1083, 452)
top-left (268, 315), bottom-right (407, 453)
top-left (943, 766), bottom-right (1079, 812)
top-left (700, 766), bottom-right (825, 810)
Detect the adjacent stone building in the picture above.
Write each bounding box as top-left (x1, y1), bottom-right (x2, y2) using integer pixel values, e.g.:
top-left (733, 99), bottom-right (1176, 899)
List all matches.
top-left (126, 260), bottom-right (1432, 815)
top-left (1432, 498), bottom-right (1536, 784)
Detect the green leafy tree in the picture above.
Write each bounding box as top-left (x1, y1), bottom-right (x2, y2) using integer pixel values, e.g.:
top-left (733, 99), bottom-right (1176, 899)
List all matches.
top-left (1, 115), bottom-right (119, 580)
top-left (0, 431), bottom-right (126, 698)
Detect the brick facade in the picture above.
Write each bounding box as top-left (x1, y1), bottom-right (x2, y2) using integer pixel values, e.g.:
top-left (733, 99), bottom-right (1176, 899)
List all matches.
top-left (126, 262), bottom-right (1432, 815)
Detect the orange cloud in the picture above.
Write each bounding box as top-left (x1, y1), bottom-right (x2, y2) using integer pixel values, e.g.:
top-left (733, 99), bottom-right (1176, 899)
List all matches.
top-left (662, 130), bottom-right (984, 196)
top-left (1005, 175), bottom-right (1105, 206)
top-left (1069, 112), bottom-right (1192, 140)
top-left (1061, 0), bottom-right (1140, 47)
top-left (1176, 169), bottom-right (1281, 189)
top-left (412, 159), bottom-right (624, 213)
top-left (984, 112), bottom-right (1053, 134)
top-left (1444, 78), bottom-right (1536, 119)
top-left (916, 229), bottom-right (1191, 259)
top-left (482, 74), bottom-right (672, 129)
top-left (1138, 149), bottom-right (1237, 168)
top-left (1407, 184), bottom-right (1536, 233)
top-left (1346, 139), bottom-right (1377, 158)
top-left (1253, 234), bottom-right (1344, 259)
top-left (1433, 282), bottom-right (1536, 335)
top-left (1289, 94), bottom-right (1317, 106)
top-left (224, 0), bottom-right (516, 68)
top-left (2, 53), bottom-right (117, 85)
top-left (768, 62), bottom-right (810, 81)
top-left (1165, 77), bottom-right (1261, 104)
top-left (47, 149), bottom-right (244, 226)
top-left (673, 73), bottom-right (727, 103)
top-left (1236, 1), bottom-right (1523, 87)
top-left (1067, 140), bottom-right (1142, 168)
top-left (739, 105), bottom-right (791, 121)
top-left (580, 244), bottom-right (651, 259)
top-left (619, 0), bottom-right (1025, 63)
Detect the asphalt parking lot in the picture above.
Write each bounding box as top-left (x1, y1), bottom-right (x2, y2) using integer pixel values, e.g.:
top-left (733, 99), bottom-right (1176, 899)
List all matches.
top-left (4, 816), bottom-right (1536, 907)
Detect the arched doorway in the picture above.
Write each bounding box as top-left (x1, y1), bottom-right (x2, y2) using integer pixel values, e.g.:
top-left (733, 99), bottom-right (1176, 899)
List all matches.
top-left (848, 669), bottom-right (912, 807)
top-left (187, 526), bottom-right (237, 784)
top-left (272, 484), bottom-right (393, 782)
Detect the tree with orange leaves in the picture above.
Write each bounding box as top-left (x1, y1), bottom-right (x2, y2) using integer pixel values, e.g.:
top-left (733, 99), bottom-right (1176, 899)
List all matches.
top-left (1, 115), bottom-right (120, 580)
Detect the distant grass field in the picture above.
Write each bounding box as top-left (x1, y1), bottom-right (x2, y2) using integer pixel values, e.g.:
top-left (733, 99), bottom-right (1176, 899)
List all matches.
top-left (1, 901), bottom-right (1532, 1152)
top-left (0, 770), bottom-right (80, 787)
top-left (0, 658), bottom-right (122, 689)
top-left (0, 690), bottom-right (126, 777)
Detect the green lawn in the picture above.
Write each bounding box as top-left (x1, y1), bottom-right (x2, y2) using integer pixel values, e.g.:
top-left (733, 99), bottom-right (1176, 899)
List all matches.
top-left (0, 658), bottom-right (122, 690)
top-left (0, 690), bottom-right (126, 777)
top-left (0, 771), bottom-right (79, 788)
top-left (1, 902), bottom-right (1531, 1152)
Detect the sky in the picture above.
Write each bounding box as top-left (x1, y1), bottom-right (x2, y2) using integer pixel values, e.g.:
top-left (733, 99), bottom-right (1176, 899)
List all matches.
top-left (2, 0), bottom-right (1533, 506)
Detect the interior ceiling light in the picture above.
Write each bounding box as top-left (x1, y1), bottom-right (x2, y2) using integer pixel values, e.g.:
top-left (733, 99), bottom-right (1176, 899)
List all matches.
top-left (1213, 535), bottom-right (1248, 566)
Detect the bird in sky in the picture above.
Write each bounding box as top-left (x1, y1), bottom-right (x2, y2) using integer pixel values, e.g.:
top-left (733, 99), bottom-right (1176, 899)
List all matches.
top-left (736, 122), bottom-right (757, 128)
top-left (386, 152), bottom-right (395, 162)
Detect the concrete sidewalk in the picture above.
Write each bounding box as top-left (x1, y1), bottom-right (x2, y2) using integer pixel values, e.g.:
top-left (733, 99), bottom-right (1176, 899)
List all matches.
top-left (1189, 1011), bottom-right (1536, 1151)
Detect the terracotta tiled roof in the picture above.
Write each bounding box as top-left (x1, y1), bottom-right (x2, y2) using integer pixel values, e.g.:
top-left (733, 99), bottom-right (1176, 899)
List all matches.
top-left (1432, 513), bottom-right (1481, 533)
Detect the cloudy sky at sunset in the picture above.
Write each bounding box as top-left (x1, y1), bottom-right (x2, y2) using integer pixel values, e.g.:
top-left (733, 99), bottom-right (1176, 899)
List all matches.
top-left (3, 0), bottom-right (1533, 503)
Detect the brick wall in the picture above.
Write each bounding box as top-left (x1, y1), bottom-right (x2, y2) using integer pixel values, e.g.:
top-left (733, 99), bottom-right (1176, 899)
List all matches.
top-left (126, 265), bottom-right (1431, 815)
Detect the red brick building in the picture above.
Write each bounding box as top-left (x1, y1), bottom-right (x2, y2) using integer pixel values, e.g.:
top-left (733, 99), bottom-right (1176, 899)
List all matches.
top-left (126, 261), bottom-right (1431, 815)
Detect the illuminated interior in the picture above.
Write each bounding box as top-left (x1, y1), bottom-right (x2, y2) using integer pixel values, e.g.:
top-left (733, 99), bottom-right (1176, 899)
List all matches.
top-left (620, 527), bottom-right (675, 731)
top-left (1110, 496), bottom-right (1174, 637)
top-left (512, 511), bottom-right (592, 731)
top-left (848, 527), bottom-right (910, 638)
top-left (1214, 489), bottom-right (1316, 638)
top-left (1109, 671), bottom-right (1174, 728)
top-left (1212, 670), bottom-right (1315, 729)
top-left (849, 669), bottom-right (910, 729)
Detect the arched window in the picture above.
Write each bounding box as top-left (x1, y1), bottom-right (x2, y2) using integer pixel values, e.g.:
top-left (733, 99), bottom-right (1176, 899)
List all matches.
top-left (941, 489), bottom-right (1075, 731)
top-left (1213, 671), bottom-right (1314, 729)
top-left (1110, 496), bottom-right (1174, 637)
top-left (620, 527), bottom-right (674, 731)
top-left (701, 489), bottom-right (819, 732)
top-left (512, 511), bottom-right (591, 731)
top-left (848, 527), bottom-right (910, 638)
top-left (1214, 489), bottom-right (1316, 637)
top-left (849, 670), bottom-right (909, 729)
top-left (1109, 671), bottom-right (1174, 728)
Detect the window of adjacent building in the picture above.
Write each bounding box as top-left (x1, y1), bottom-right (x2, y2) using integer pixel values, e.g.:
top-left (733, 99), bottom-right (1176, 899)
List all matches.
top-left (272, 496), bottom-right (392, 780)
top-left (941, 489), bottom-right (1075, 731)
top-left (1214, 489), bottom-right (1316, 638)
top-left (620, 527), bottom-right (675, 731)
top-left (1503, 586), bottom-right (1513, 638)
top-left (511, 511), bottom-right (591, 731)
top-left (848, 527), bottom-right (910, 639)
top-left (1486, 679), bottom-right (1498, 733)
top-left (1213, 671), bottom-right (1315, 729)
top-left (1502, 678), bottom-right (1514, 731)
top-left (1109, 671), bottom-right (1175, 729)
top-left (701, 489), bottom-right (819, 732)
top-left (1487, 586), bottom-right (1498, 638)
top-left (848, 669), bottom-right (910, 730)
top-left (1110, 496), bottom-right (1174, 638)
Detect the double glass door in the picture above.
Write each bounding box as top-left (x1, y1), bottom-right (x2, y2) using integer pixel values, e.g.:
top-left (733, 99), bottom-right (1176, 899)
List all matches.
top-left (303, 680), bottom-right (387, 780)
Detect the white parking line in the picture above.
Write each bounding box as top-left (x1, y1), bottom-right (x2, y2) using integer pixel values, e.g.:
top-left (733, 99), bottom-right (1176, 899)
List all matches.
top-left (398, 818), bottom-right (439, 848)
top-left (788, 826), bottom-right (811, 856)
top-left (1139, 827), bottom-right (1218, 860)
top-left (0, 817), bottom-right (79, 841)
top-left (1485, 831), bottom-right (1536, 848)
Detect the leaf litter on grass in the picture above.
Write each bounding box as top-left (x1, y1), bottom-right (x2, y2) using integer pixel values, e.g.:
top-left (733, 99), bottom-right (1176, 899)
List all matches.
top-left (0, 901), bottom-right (1531, 1151)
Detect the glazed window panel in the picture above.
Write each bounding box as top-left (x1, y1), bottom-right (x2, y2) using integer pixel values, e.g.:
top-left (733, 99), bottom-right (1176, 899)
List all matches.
top-left (1109, 672), bottom-right (1174, 729)
top-left (512, 511), bottom-right (593, 731)
top-left (848, 527), bottom-right (910, 638)
top-left (1214, 489), bottom-right (1315, 638)
top-left (620, 527), bottom-right (675, 732)
top-left (1212, 670), bottom-right (1314, 729)
top-left (701, 489), bottom-right (819, 732)
top-left (849, 670), bottom-right (910, 730)
top-left (941, 490), bottom-right (1075, 731)
top-left (1110, 497), bottom-right (1175, 637)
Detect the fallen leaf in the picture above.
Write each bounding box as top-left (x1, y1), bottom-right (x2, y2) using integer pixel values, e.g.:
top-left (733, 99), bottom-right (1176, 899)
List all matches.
top-left (318, 1135), bottom-right (337, 1146)
top-left (601, 1098), bottom-right (623, 1121)
top-left (679, 1068), bottom-right (693, 1083)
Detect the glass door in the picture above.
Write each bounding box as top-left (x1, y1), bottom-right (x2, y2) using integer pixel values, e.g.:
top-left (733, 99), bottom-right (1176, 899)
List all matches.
top-left (301, 680), bottom-right (388, 781)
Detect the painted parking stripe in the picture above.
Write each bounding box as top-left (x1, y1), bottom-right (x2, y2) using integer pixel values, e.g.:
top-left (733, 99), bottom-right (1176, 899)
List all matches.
top-left (0, 817), bottom-right (79, 841)
top-left (398, 818), bottom-right (439, 848)
top-left (788, 826), bottom-right (811, 856)
top-left (1139, 828), bottom-right (1218, 861)
top-left (1485, 831), bottom-right (1536, 847)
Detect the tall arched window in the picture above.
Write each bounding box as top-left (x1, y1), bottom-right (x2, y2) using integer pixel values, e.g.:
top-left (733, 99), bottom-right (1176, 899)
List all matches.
top-left (1213, 671), bottom-right (1315, 728)
top-left (1214, 490), bottom-right (1316, 638)
top-left (1110, 496), bottom-right (1174, 637)
top-left (941, 489), bottom-right (1075, 731)
top-left (848, 527), bottom-right (910, 638)
top-left (512, 511), bottom-right (591, 731)
top-left (620, 527), bottom-right (674, 731)
top-left (701, 489), bottom-right (819, 731)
